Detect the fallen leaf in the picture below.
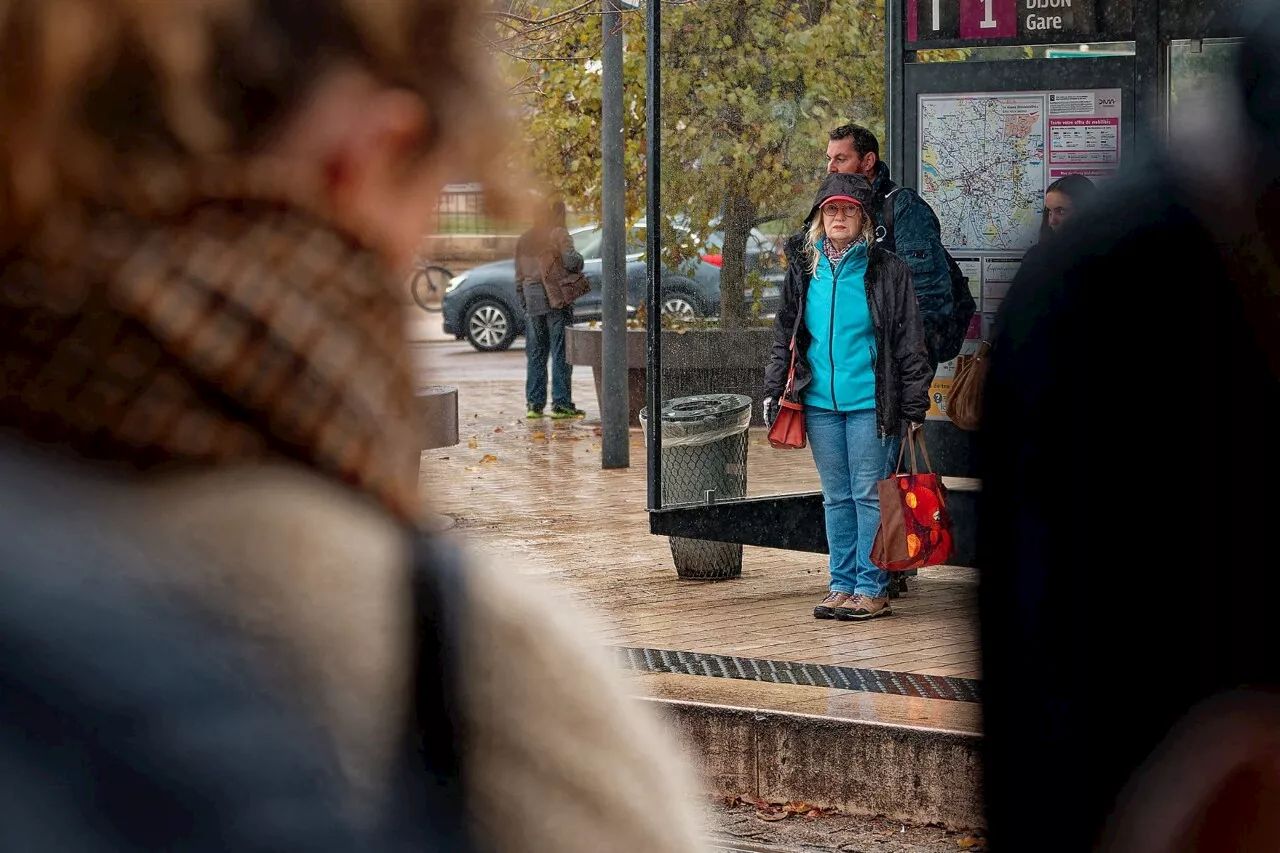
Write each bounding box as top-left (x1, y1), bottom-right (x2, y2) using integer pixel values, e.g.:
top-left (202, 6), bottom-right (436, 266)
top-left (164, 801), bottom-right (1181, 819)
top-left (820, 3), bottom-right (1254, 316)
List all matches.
top-left (467, 440), bottom-right (478, 449)
top-left (593, 427), bottom-right (603, 436)
top-left (755, 808), bottom-right (788, 822)
top-left (532, 432), bottom-right (546, 440)
top-left (956, 837), bottom-right (986, 850)
top-left (479, 454), bottom-right (498, 464)
top-left (783, 801), bottom-right (811, 814)
top-left (804, 809), bottom-right (822, 819)
top-left (493, 427), bottom-right (504, 434)
top-left (737, 793), bottom-right (770, 809)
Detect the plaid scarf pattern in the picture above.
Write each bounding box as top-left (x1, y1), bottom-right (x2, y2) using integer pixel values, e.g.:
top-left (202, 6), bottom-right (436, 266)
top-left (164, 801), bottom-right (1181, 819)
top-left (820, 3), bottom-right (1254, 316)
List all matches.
top-left (0, 199), bottom-right (420, 520)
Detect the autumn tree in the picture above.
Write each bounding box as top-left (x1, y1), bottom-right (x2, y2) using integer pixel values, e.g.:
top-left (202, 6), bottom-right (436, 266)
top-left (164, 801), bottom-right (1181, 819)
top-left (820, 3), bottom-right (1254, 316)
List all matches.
top-left (502, 0), bottom-right (886, 326)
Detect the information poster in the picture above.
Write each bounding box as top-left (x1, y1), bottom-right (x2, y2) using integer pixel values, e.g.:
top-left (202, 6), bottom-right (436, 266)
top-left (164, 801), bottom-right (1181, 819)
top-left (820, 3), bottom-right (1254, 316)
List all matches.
top-left (1047, 89), bottom-right (1122, 181)
top-left (920, 88), bottom-right (1121, 420)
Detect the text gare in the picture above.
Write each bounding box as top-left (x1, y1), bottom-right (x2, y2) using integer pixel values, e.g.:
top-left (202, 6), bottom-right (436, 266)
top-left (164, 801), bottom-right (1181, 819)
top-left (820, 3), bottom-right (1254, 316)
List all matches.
top-left (1026, 0), bottom-right (1074, 30)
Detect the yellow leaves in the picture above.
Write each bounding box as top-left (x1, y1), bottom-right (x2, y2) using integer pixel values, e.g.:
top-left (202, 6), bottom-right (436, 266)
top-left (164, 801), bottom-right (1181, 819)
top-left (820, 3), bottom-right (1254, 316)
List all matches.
top-left (479, 454), bottom-right (498, 464)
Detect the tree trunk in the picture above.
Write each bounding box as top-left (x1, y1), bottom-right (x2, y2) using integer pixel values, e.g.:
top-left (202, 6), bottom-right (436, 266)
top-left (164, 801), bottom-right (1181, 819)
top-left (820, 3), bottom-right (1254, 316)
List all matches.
top-left (718, 188), bottom-right (754, 330)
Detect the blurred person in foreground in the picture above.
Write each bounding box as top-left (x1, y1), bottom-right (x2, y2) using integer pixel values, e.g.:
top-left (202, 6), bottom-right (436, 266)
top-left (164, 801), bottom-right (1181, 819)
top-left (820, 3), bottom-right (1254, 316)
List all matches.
top-left (0, 1), bottom-right (704, 851)
top-left (978, 3), bottom-right (1280, 849)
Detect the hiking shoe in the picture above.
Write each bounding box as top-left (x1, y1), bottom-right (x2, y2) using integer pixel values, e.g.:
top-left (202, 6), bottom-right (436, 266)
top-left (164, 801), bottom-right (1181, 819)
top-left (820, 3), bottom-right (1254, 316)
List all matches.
top-left (550, 404), bottom-right (585, 420)
top-left (834, 595), bottom-right (892, 621)
top-left (813, 591), bottom-right (851, 620)
top-left (526, 407), bottom-right (545, 419)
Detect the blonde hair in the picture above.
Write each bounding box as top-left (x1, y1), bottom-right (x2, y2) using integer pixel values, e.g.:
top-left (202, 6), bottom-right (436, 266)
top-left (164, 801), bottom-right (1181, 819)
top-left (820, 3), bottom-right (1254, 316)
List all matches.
top-left (804, 203), bottom-right (876, 275)
top-left (0, 0), bottom-right (499, 242)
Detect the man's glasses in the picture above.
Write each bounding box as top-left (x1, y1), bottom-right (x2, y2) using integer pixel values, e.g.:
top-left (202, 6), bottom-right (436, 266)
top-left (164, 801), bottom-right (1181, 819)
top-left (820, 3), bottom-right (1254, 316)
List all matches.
top-left (821, 204), bottom-right (860, 218)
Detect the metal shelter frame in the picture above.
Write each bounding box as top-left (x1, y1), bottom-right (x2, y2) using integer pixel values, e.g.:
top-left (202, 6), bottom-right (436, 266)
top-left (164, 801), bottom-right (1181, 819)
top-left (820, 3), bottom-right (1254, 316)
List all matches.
top-left (643, 0), bottom-right (1249, 561)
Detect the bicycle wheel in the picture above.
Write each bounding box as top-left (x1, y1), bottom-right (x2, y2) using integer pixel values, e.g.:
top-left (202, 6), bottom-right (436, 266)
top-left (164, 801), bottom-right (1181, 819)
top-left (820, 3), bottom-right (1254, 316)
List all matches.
top-left (410, 265), bottom-right (452, 312)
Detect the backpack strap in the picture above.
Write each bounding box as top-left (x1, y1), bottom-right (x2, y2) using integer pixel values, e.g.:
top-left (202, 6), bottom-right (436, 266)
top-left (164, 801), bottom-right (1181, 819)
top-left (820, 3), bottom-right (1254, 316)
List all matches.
top-left (387, 531), bottom-right (474, 852)
top-left (877, 187), bottom-right (901, 250)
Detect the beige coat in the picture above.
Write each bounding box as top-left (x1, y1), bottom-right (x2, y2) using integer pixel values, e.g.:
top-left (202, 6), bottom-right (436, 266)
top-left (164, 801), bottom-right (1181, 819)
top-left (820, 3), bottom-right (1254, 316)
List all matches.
top-left (103, 462), bottom-right (706, 853)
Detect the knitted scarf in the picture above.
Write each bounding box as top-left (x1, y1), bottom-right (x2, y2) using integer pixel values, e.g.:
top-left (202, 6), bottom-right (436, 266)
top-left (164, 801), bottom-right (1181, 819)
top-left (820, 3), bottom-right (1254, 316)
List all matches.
top-left (0, 194), bottom-right (420, 520)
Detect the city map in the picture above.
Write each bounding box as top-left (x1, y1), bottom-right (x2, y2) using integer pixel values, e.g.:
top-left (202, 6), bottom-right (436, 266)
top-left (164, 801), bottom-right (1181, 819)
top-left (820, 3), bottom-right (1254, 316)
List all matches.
top-left (919, 94), bottom-right (1046, 252)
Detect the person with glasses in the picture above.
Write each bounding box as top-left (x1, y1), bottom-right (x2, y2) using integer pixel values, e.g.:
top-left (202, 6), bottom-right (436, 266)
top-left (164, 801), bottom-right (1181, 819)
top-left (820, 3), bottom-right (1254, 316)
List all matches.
top-left (763, 173), bottom-right (932, 622)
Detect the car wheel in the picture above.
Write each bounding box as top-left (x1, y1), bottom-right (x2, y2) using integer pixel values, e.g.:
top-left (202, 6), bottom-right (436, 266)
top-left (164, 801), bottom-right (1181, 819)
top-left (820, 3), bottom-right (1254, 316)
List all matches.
top-left (463, 298), bottom-right (515, 351)
top-left (660, 293), bottom-right (699, 323)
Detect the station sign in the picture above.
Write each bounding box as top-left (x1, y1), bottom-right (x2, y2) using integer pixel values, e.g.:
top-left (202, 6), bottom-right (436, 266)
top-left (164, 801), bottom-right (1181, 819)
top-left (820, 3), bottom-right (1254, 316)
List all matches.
top-left (906, 0), bottom-right (1133, 48)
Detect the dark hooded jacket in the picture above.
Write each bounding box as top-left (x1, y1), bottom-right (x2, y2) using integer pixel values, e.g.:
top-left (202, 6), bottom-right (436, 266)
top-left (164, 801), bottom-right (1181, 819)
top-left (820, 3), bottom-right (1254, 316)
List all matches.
top-left (763, 173), bottom-right (932, 437)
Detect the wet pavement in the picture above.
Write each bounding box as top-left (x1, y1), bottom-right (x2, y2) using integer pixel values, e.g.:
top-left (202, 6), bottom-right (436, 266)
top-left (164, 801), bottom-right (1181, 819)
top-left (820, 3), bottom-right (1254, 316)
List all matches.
top-left (411, 336), bottom-right (981, 737)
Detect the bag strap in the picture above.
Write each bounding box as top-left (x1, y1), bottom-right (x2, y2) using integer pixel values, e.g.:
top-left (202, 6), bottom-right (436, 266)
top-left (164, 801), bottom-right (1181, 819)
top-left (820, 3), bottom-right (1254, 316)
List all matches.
top-left (782, 334), bottom-right (799, 399)
top-left (893, 429), bottom-right (936, 477)
top-left (397, 531), bottom-right (473, 852)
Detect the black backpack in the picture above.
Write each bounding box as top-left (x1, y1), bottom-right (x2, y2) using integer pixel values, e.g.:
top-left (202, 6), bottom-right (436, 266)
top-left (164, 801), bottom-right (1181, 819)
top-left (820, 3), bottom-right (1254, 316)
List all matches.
top-left (878, 188), bottom-right (977, 365)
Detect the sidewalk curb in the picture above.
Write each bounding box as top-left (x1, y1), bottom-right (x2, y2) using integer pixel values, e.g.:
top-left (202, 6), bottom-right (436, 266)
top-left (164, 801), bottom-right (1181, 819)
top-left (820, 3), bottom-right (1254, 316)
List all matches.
top-left (642, 697), bottom-right (985, 831)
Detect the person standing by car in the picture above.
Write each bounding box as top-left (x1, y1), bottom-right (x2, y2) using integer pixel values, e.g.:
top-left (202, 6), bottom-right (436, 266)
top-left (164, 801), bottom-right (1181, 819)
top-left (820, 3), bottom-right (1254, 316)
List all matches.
top-left (516, 201), bottom-right (585, 420)
top-left (763, 173), bottom-right (932, 622)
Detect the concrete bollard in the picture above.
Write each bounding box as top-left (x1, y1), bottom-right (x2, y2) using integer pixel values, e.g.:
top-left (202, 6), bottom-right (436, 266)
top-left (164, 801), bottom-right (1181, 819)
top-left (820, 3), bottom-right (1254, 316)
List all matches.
top-left (415, 385), bottom-right (459, 533)
top-left (416, 385), bottom-right (459, 450)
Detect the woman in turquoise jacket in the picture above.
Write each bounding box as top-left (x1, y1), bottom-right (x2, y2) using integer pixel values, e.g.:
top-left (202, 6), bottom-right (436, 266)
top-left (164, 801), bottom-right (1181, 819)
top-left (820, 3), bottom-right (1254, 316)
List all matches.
top-left (764, 173), bottom-right (933, 621)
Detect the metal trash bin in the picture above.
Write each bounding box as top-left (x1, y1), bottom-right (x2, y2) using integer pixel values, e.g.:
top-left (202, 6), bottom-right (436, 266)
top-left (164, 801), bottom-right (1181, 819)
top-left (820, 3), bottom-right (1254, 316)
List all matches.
top-left (640, 394), bottom-right (751, 580)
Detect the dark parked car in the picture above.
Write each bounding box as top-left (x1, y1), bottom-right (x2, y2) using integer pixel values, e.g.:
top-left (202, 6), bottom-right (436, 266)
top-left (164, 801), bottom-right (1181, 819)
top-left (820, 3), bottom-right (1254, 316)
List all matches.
top-left (441, 223), bottom-right (783, 351)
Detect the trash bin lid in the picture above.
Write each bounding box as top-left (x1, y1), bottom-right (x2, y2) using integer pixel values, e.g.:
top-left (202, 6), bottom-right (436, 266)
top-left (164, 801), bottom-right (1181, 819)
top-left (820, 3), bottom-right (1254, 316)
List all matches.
top-left (659, 394), bottom-right (750, 423)
top-left (639, 394), bottom-right (752, 446)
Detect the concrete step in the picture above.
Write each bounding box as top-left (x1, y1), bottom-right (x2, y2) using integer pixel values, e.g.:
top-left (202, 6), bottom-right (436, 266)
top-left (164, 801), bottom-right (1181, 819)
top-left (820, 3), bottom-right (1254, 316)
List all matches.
top-left (633, 675), bottom-right (983, 831)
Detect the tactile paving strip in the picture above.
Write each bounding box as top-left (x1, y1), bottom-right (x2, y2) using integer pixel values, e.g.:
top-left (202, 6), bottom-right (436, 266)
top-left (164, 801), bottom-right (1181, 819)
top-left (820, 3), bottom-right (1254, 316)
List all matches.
top-left (612, 646), bottom-right (981, 704)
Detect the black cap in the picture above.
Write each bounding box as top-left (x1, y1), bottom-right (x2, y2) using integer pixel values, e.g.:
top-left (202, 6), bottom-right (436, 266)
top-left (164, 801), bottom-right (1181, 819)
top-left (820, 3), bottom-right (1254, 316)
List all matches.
top-left (806, 172), bottom-right (875, 222)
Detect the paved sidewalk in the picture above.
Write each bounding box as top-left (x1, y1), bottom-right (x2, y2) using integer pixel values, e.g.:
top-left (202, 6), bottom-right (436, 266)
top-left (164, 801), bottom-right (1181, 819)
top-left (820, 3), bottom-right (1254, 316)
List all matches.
top-left (413, 344), bottom-right (981, 737)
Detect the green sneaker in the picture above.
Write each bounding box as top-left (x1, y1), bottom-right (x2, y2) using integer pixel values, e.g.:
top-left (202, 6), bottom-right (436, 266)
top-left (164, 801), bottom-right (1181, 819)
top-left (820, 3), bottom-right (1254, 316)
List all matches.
top-left (550, 405), bottom-right (585, 420)
top-left (526, 407), bottom-right (545, 419)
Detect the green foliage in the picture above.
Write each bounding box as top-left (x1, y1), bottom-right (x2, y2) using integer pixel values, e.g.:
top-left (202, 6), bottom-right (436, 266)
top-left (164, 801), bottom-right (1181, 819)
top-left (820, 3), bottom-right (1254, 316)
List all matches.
top-left (505, 0), bottom-right (886, 325)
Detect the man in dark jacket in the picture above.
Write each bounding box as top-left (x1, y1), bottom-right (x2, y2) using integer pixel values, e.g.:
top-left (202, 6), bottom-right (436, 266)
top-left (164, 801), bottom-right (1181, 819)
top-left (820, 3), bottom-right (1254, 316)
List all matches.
top-left (979, 5), bottom-right (1280, 848)
top-left (515, 200), bottom-right (585, 420)
top-left (826, 124), bottom-right (954, 370)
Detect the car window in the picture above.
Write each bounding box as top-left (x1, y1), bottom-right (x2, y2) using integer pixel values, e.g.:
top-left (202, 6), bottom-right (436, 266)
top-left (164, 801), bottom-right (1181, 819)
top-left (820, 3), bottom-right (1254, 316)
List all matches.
top-left (626, 227), bottom-right (646, 256)
top-left (698, 230), bottom-right (766, 253)
top-left (575, 228), bottom-right (604, 260)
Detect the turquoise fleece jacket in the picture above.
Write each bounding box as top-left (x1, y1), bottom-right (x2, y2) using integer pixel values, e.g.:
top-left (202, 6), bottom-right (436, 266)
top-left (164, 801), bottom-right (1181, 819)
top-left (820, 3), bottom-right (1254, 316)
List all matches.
top-left (802, 239), bottom-right (876, 412)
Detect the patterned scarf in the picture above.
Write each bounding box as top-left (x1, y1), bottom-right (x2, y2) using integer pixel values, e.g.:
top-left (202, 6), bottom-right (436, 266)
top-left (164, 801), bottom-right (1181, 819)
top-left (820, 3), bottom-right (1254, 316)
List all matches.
top-left (0, 193), bottom-right (421, 521)
top-left (823, 236), bottom-right (864, 269)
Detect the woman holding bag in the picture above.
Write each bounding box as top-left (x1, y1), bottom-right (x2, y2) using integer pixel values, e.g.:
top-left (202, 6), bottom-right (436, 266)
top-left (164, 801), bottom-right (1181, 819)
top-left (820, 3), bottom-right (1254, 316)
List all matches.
top-left (764, 173), bottom-right (933, 621)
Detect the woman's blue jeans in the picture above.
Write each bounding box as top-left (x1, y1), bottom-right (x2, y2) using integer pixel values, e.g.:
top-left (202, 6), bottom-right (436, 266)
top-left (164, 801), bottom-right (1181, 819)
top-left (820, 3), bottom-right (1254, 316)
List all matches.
top-left (805, 407), bottom-right (900, 598)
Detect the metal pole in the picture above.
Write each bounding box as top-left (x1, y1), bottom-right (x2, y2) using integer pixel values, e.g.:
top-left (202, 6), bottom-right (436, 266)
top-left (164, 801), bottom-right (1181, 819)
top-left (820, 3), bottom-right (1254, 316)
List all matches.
top-left (645, 0), bottom-right (662, 510)
top-left (885, 0), bottom-right (906, 186)
top-left (601, 0), bottom-right (629, 469)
